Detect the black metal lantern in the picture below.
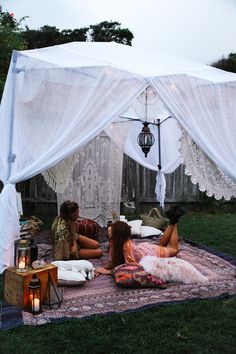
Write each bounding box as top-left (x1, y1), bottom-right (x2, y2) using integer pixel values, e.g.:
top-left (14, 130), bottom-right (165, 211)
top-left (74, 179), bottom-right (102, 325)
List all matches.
top-left (137, 122), bottom-right (155, 157)
top-left (15, 239), bottom-right (31, 272)
top-left (28, 274), bottom-right (42, 314)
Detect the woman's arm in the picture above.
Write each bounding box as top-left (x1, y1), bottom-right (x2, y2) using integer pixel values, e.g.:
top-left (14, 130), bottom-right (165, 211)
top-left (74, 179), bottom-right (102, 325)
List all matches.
top-left (95, 266), bottom-right (112, 275)
top-left (123, 240), bottom-right (136, 263)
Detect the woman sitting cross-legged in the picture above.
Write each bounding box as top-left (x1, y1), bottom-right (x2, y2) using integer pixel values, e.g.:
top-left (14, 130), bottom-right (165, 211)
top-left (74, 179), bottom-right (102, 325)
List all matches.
top-left (95, 206), bottom-right (187, 275)
top-left (51, 200), bottom-right (103, 260)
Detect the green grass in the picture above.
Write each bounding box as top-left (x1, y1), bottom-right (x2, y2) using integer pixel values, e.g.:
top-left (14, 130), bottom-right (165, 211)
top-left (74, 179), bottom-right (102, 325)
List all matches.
top-left (1, 211), bottom-right (236, 354)
top-left (179, 211), bottom-right (236, 257)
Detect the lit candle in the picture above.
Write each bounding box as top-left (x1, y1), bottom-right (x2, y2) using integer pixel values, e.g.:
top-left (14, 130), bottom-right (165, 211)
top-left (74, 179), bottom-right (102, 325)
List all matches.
top-left (18, 257), bottom-right (25, 269)
top-left (32, 298), bottom-right (40, 312)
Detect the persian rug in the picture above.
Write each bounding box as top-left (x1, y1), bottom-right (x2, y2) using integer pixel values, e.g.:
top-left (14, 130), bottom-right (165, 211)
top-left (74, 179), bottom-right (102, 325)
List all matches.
top-left (1, 234), bottom-right (236, 330)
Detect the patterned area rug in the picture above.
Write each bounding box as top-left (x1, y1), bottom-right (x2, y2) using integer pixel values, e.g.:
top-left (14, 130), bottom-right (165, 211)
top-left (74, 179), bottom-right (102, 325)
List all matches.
top-left (1, 235), bottom-right (236, 330)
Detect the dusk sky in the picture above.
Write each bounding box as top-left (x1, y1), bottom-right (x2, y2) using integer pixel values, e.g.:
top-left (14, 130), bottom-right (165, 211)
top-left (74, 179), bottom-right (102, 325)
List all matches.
top-left (2, 0), bottom-right (236, 64)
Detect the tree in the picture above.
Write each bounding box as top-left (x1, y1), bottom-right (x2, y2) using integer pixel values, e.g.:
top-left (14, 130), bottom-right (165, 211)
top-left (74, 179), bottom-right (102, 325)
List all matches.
top-left (24, 25), bottom-right (62, 49)
top-left (211, 52), bottom-right (236, 73)
top-left (24, 25), bottom-right (88, 49)
top-left (60, 27), bottom-right (88, 43)
top-left (23, 20), bottom-right (133, 49)
top-left (89, 21), bottom-right (133, 45)
top-left (0, 9), bottom-right (26, 99)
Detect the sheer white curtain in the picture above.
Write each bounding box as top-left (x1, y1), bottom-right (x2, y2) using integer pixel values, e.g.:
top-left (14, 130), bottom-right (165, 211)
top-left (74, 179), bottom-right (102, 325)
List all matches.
top-left (150, 75), bottom-right (236, 181)
top-left (150, 75), bottom-right (236, 198)
top-left (0, 52), bottom-right (146, 272)
top-left (106, 86), bottom-right (182, 206)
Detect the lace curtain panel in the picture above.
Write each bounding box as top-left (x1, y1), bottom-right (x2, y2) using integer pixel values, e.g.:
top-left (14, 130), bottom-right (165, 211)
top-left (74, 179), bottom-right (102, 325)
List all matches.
top-left (42, 151), bottom-right (79, 193)
top-left (180, 129), bottom-right (236, 200)
top-left (57, 132), bottom-right (124, 226)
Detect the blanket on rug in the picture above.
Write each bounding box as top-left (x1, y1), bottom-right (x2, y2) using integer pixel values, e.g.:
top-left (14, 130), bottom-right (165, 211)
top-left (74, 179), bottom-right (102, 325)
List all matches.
top-left (1, 236), bottom-right (236, 330)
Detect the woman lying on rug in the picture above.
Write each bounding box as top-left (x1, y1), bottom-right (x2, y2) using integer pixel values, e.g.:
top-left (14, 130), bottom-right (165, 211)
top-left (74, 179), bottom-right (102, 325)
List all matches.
top-left (95, 206), bottom-right (187, 275)
top-left (52, 200), bottom-right (103, 260)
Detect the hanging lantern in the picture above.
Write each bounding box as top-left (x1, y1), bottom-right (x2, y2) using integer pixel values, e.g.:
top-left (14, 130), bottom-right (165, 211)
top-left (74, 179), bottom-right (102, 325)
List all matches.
top-left (28, 274), bottom-right (42, 314)
top-left (137, 122), bottom-right (155, 157)
top-left (15, 239), bottom-right (31, 272)
top-left (43, 272), bottom-right (63, 309)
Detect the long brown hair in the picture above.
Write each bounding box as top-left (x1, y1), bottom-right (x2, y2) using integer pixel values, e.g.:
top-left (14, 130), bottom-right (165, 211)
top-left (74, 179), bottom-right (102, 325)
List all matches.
top-left (108, 221), bottom-right (131, 269)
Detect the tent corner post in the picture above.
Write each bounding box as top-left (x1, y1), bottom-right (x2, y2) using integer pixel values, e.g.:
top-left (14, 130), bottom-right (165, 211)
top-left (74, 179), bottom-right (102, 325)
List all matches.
top-left (7, 51), bottom-right (18, 181)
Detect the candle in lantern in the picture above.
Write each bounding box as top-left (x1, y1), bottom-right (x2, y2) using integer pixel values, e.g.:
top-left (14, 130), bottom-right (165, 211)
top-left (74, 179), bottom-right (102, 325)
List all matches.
top-left (16, 240), bottom-right (30, 272)
top-left (18, 257), bottom-right (26, 269)
top-left (32, 298), bottom-right (40, 312)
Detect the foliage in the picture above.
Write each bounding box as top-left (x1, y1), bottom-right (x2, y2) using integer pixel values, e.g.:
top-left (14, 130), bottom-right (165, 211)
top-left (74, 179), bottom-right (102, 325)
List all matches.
top-left (89, 21), bottom-right (133, 45)
top-left (211, 52), bottom-right (236, 73)
top-left (0, 211), bottom-right (236, 353)
top-left (0, 10), bottom-right (27, 99)
top-left (23, 20), bottom-right (133, 49)
top-left (23, 25), bottom-right (88, 49)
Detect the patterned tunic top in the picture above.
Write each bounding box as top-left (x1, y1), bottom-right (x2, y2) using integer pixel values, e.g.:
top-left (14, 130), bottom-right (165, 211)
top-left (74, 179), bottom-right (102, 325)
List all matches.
top-left (51, 216), bottom-right (79, 260)
top-left (123, 240), bottom-right (169, 263)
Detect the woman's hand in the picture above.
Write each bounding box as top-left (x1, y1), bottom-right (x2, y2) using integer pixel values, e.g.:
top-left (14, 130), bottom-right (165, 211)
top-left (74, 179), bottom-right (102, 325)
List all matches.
top-left (95, 267), bottom-right (112, 276)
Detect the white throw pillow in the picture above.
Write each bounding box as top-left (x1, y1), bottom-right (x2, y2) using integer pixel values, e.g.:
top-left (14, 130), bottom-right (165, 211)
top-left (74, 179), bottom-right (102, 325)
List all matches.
top-left (140, 226), bottom-right (163, 238)
top-left (127, 220), bottom-right (143, 235)
top-left (57, 269), bottom-right (86, 286)
top-left (52, 260), bottom-right (95, 284)
top-left (52, 260), bottom-right (94, 272)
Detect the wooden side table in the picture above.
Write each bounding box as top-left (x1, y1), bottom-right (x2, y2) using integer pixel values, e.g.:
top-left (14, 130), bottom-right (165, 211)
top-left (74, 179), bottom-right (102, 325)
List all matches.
top-left (4, 264), bottom-right (57, 310)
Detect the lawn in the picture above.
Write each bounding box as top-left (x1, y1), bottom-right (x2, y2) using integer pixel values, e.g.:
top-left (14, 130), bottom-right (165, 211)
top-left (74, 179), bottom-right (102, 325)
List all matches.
top-left (0, 211), bottom-right (236, 354)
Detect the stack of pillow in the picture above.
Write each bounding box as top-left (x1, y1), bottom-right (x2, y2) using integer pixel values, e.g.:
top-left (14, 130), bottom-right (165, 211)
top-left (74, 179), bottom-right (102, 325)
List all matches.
top-left (52, 260), bottom-right (95, 286)
top-left (126, 219), bottom-right (163, 238)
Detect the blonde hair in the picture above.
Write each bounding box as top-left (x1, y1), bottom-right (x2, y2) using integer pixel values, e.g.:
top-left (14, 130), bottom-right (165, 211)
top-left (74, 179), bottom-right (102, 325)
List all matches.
top-left (60, 200), bottom-right (78, 221)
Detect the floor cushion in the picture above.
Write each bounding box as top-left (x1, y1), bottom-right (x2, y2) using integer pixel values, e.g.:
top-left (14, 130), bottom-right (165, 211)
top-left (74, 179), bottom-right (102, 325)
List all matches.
top-left (75, 218), bottom-right (100, 240)
top-left (112, 263), bottom-right (166, 288)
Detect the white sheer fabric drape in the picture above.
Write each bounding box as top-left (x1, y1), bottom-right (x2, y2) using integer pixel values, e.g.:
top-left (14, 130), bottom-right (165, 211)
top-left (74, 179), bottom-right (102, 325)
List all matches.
top-left (57, 131), bottom-right (124, 226)
top-left (43, 86), bottom-right (182, 215)
top-left (0, 52), bottom-right (146, 272)
top-left (150, 76), bottom-right (236, 184)
top-left (106, 86), bottom-right (182, 206)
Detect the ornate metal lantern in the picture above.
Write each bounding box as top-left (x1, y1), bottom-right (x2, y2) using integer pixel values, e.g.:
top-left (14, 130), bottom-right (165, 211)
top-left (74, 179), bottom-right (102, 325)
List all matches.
top-left (28, 274), bottom-right (42, 314)
top-left (137, 122), bottom-right (155, 157)
top-left (15, 239), bottom-right (31, 272)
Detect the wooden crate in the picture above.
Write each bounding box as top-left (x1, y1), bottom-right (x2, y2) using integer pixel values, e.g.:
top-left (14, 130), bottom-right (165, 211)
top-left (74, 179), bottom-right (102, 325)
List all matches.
top-left (4, 264), bottom-right (57, 310)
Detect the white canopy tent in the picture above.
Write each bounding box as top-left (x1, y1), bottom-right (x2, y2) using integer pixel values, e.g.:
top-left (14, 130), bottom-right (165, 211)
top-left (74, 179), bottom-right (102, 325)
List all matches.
top-left (1, 41), bottom-right (236, 273)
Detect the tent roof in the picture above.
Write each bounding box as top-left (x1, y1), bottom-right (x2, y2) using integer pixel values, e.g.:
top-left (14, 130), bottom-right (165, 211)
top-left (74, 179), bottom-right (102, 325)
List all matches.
top-left (20, 41), bottom-right (236, 83)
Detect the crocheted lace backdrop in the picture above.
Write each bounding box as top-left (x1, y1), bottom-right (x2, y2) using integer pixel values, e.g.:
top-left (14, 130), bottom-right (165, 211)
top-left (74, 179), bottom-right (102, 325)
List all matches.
top-left (56, 131), bottom-right (124, 226)
top-left (181, 129), bottom-right (236, 200)
top-left (42, 152), bottom-right (79, 194)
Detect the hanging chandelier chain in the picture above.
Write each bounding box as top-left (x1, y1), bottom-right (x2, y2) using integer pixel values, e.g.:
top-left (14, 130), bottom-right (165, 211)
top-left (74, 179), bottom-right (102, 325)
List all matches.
top-left (145, 87), bottom-right (148, 121)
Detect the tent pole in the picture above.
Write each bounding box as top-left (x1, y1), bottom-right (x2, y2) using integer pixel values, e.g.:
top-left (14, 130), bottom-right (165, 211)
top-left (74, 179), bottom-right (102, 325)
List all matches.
top-left (135, 162), bottom-right (140, 215)
top-left (7, 50), bottom-right (18, 181)
top-left (156, 119), bottom-right (161, 171)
